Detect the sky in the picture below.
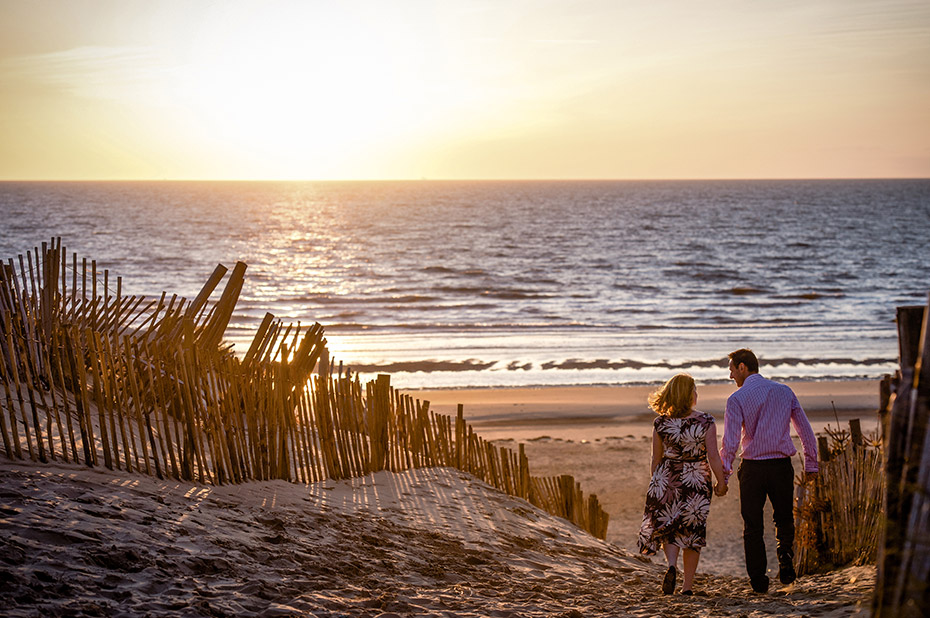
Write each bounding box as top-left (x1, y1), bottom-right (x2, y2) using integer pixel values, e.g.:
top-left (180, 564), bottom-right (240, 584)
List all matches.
top-left (1, 0), bottom-right (928, 181)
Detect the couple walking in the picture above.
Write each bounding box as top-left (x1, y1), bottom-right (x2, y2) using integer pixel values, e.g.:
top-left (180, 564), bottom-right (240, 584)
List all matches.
top-left (637, 348), bottom-right (819, 595)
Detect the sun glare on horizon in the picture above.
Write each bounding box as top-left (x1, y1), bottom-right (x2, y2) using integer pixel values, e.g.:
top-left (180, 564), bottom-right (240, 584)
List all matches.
top-left (172, 5), bottom-right (437, 178)
top-left (0, 1), bottom-right (928, 180)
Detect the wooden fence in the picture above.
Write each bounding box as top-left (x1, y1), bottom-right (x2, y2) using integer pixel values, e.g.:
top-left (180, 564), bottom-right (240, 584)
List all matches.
top-left (873, 296), bottom-right (930, 617)
top-left (795, 418), bottom-right (883, 574)
top-left (0, 240), bottom-right (609, 539)
top-left (795, 294), bottom-right (930, 615)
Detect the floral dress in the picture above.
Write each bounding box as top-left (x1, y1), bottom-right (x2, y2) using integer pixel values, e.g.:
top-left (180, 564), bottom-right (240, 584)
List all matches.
top-left (638, 411), bottom-right (715, 555)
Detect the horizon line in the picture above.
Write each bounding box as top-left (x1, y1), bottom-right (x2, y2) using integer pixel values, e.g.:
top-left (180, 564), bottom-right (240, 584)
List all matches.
top-left (1, 176), bottom-right (928, 183)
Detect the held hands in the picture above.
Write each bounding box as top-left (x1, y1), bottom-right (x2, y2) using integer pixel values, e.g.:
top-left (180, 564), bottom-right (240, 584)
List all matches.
top-left (714, 481), bottom-right (728, 497)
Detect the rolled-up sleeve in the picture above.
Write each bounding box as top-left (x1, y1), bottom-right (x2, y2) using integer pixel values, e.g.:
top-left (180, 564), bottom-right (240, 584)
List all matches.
top-left (790, 395), bottom-right (819, 473)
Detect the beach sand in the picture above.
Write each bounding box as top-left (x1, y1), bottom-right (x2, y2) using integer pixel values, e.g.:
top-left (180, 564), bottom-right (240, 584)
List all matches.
top-left (0, 379), bottom-right (879, 616)
top-left (413, 379), bottom-right (881, 425)
top-left (416, 379), bottom-right (881, 577)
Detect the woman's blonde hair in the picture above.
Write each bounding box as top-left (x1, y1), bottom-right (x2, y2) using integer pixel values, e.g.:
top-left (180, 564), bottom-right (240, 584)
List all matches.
top-left (648, 373), bottom-right (696, 418)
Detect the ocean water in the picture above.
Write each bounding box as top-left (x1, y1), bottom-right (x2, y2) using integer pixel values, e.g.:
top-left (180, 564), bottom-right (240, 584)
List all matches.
top-left (1, 179), bottom-right (928, 388)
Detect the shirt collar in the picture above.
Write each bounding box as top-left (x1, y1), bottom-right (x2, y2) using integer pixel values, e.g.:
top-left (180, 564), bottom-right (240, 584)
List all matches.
top-left (743, 373), bottom-right (763, 386)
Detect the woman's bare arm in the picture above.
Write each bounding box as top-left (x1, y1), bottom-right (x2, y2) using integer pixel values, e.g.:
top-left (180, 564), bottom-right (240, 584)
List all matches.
top-left (705, 422), bottom-right (728, 495)
top-left (651, 428), bottom-right (663, 475)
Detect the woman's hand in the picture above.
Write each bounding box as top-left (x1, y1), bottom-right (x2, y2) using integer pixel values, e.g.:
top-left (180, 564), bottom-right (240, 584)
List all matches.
top-left (714, 481), bottom-right (728, 497)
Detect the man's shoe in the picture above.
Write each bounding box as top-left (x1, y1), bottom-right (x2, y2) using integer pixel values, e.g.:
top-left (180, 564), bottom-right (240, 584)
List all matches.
top-left (662, 566), bottom-right (677, 595)
top-left (750, 576), bottom-right (770, 593)
top-left (779, 564), bottom-right (797, 585)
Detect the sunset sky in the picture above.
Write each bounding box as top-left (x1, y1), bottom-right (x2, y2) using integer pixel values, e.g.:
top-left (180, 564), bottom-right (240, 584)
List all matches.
top-left (1, 0), bottom-right (928, 181)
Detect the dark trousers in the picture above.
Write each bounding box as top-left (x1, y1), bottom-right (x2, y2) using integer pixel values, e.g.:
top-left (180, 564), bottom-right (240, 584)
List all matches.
top-left (737, 458), bottom-right (795, 580)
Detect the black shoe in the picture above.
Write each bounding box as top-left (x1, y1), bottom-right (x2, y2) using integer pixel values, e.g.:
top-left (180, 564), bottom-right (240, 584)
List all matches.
top-left (750, 576), bottom-right (770, 593)
top-left (779, 564), bottom-right (797, 585)
top-left (681, 590), bottom-right (693, 596)
top-left (662, 566), bottom-right (677, 595)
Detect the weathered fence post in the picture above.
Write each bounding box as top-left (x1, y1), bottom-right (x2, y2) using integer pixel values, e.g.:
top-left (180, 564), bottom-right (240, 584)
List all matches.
top-left (874, 299), bottom-right (930, 617)
top-left (369, 374), bottom-right (391, 472)
top-left (818, 436), bottom-right (831, 463)
top-left (456, 404), bottom-right (464, 470)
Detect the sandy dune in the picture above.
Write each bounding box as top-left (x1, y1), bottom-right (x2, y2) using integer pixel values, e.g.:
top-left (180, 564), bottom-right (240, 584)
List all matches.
top-left (1, 458), bottom-right (873, 617)
top-left (0, 379), bottom-right (879, 616)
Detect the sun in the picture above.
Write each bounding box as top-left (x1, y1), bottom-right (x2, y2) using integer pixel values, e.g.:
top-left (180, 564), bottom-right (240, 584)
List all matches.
top-left (171, 4), bottom-right (429, 177)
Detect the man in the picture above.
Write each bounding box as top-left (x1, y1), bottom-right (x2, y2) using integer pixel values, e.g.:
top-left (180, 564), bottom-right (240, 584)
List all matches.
top-left (719, 348), bottom-right (819, 593)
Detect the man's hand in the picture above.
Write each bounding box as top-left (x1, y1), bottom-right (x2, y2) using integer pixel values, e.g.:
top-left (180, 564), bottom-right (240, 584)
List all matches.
top-left (714, 481), bottom-right (729, 497)
top-left (804, 470), bottom-right (819, 484)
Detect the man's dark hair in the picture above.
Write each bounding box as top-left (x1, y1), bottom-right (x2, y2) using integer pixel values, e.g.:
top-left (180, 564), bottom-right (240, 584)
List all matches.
top-left (728, 348), bottom-right (759, 373)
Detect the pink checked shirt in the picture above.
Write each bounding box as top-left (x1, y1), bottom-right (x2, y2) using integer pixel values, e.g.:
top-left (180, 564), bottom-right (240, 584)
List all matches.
top-left (720, 373), bottom-right (819, 478)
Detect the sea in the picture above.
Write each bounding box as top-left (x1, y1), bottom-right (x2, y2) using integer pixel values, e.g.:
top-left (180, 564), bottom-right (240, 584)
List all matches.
top-left (1, 179), bottom-right (928, 389)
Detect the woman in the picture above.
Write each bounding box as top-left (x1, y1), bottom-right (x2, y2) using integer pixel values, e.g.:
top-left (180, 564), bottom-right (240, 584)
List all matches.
top-left (637, 373), bottom-right (727, 595)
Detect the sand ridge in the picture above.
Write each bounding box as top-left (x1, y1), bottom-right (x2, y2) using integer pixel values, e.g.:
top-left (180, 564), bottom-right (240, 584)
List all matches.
top-left (1, 459), bottom-right (873, 617)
